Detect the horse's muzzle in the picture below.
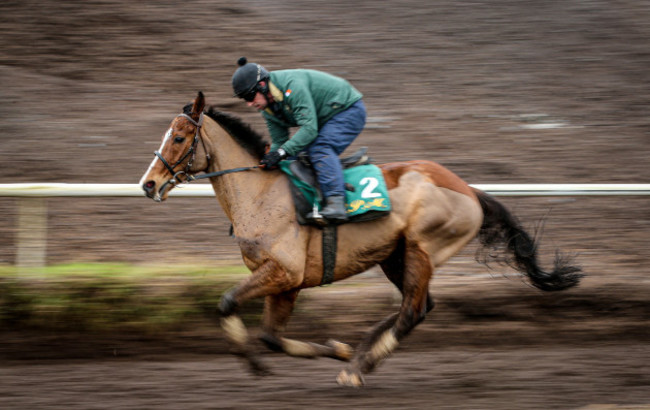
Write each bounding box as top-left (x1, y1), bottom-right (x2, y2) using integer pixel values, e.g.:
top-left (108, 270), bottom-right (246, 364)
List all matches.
top-left (142, 180), bottom-right (162, 202)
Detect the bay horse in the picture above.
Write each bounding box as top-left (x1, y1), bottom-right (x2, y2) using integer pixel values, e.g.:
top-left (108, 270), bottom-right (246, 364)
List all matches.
top-left (140, 92), bottom-right (582, 387)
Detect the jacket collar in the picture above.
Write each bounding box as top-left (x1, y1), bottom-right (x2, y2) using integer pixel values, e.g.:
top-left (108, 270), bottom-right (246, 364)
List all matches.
top-left (268, 81), bottom-right (284, 102)
top-left (264, 82), bottom-right (284, 116)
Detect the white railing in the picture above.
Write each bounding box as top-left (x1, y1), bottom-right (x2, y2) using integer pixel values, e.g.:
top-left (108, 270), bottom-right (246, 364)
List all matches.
top-left (2, 183), bottom-right (649, 268)
top-left (1, 183), bottom-right (650, 197)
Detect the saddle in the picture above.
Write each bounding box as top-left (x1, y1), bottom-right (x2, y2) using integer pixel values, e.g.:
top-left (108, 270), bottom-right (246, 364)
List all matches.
top-left (279, 147), bottom-right (391, 226)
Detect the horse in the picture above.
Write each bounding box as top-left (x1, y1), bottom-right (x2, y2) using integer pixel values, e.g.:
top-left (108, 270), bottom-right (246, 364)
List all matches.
top-left (139, 91), bottom-right (582, 387)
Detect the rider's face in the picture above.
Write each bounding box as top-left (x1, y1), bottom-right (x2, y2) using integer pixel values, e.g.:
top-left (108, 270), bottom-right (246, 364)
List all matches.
top-left (247, 91), bottom-right (268, 110)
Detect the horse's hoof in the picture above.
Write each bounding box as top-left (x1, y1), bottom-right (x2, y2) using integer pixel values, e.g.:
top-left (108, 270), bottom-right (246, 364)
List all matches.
top-left (251, 365), bottom-right (273, 377)
top-left (326, 339), bottom-right (354, 361)
top-left (336, 369), bottom-right (365, 387)
top-left (246, 355), bottom-right (273, 377)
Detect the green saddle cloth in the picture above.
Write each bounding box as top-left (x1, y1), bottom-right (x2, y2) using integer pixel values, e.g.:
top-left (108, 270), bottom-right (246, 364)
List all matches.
top-left (279, 161), bottom-right (391, 224)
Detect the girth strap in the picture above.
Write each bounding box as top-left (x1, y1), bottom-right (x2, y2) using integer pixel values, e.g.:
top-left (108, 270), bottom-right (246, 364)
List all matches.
top-left (321, 225), bottom-right (338, 286)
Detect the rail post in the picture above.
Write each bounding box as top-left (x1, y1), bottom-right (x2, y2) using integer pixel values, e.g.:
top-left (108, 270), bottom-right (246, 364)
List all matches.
top-left (15, 197), bottom-right (47, 270)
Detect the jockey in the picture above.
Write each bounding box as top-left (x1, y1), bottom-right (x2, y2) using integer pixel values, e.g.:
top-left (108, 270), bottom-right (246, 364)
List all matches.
top-left (231, 57), bottom-right (366, 222)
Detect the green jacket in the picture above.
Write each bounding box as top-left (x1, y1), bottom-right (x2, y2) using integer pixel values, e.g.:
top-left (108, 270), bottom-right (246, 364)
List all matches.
top-left (261, 69), bottom-right (363, 155)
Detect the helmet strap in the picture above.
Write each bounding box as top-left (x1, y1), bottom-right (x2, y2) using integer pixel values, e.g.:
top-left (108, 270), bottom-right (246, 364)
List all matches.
top-left (256, 81), bottom-right (286, 121)
top-left (257, 80), bottom-right (269, 96)
top-left (257, 81), bottom-right (274, 107)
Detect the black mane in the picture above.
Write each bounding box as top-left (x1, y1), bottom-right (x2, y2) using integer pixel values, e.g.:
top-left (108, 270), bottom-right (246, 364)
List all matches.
top-left (203, 107), bottom-right (268, 159)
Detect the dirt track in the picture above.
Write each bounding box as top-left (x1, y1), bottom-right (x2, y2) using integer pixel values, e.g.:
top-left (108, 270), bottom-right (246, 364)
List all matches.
top-left (1, 274), bottom-right (648, 409)
top-left (1, 345), bottom-right (647, 409)
top-left (0, 0), bottom-right (649, 408)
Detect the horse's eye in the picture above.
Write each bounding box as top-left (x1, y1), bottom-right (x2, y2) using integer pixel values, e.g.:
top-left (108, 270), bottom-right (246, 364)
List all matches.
top-left (174, 136), bottom-right (185, 143)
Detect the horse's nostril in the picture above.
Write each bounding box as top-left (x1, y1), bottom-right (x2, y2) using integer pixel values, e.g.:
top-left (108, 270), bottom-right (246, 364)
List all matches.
top-left (143, 180), bottom-right (155, 192)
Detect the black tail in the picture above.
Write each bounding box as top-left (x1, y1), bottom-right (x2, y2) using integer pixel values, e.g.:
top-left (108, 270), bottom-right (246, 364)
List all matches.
top-left (473, 189), bottom-right (583, 291)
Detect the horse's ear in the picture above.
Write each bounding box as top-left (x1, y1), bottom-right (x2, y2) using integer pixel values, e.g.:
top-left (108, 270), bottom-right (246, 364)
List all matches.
top-left (190, 91), bottom-right (205, 121)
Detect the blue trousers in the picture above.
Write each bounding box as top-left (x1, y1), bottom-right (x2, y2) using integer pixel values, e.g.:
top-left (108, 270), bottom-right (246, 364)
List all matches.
top-left (306, 99), bottom-right (367, 198)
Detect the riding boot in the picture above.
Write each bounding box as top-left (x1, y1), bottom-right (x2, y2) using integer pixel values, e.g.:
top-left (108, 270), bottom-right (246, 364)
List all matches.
top-left (319, 195), bottom-right (348, 222)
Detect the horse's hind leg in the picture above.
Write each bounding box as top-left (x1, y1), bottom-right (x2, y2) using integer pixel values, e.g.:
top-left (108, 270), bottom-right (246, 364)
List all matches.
top-left (337, 241), bottom-right (433, 387)
top-left (380, 237), bottom-right (435, 312)
top-left (259, 290), bottom-right (353, 361)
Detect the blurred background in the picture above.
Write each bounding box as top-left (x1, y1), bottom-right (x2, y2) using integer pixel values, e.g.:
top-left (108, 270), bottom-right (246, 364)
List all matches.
top-left (0, 0), bottom-right (648, 265)
top-left (0, 1), bottom-right (648, 408)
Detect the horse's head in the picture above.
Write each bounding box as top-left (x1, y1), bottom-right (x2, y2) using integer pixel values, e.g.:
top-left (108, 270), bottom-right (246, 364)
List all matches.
top-left (140, 92), bottom-right (207, 202)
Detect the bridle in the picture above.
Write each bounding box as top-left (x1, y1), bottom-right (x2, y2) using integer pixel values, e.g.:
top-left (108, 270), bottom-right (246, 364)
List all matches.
top-left (152, 112), bottom-right (261, 199)
top-left (154, 113), bottom-right (206, 194)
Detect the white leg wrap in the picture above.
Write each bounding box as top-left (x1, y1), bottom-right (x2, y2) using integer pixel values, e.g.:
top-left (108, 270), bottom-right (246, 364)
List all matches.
top-left (281, 338), bottom-right (319, 357)
top-left (369, 329), bottom-right (399, 363)
top-left (220, 315), bottom-right (248, 346)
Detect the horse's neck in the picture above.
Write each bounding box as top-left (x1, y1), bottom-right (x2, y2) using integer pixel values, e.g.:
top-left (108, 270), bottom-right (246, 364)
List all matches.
top-left (201, 116), bottom-right (283, 223)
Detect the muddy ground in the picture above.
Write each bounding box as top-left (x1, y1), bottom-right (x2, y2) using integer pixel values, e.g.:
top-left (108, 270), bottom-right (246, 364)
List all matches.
top-left (0, 0), bottom-right (649, 408)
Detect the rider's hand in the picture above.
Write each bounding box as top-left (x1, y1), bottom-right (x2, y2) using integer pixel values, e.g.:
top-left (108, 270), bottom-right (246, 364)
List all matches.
top-left (260, 148), bottom-right (287, 169)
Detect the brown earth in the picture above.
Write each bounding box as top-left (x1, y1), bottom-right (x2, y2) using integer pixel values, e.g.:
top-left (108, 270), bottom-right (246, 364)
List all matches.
top-left (0, 0), bottom-right (649, 408)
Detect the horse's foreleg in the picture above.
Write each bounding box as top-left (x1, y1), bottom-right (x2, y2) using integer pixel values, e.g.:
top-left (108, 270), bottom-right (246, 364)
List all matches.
top-left (220, 314), bottom-right (270, 376)
top-left (337, 242), bottom-right (433, 387)
top-left (219, 259), bottom-right (297, 376)
top-left (259, 290), bottom-right (353, 361)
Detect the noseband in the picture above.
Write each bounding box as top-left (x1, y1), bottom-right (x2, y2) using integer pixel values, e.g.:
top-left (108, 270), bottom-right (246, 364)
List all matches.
top-left (154, 113), bottom-right (207, 194)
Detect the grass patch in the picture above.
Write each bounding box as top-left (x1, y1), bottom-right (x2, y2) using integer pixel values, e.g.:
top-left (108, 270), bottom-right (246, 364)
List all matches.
top-left (0, 263), bottom-right (251, 280)
top-left (0, 263), bottom-right (260, 334)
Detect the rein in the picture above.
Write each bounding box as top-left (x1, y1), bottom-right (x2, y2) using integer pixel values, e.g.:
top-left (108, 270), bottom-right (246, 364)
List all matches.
top-left (187, 165), bottom-right (262, 181)
top-left (154, 112), bottom-right (261, 195)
